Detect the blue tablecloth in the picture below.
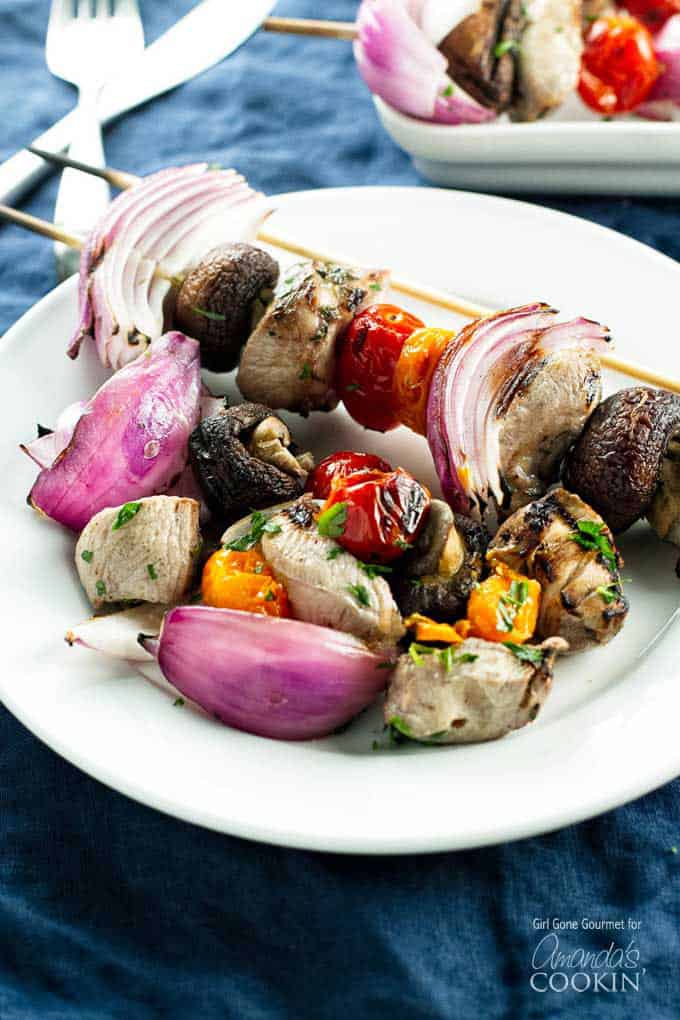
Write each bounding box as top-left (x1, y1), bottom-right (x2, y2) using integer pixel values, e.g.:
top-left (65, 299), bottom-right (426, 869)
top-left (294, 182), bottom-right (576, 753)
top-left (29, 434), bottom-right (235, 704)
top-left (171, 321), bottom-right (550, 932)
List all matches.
top-left (1, 2), bottom-right (679, 1016)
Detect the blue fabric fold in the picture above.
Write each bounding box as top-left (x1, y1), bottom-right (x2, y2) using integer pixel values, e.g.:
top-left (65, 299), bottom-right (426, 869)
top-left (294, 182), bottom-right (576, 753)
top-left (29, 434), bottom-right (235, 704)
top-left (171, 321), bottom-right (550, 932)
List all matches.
top-left (1, 1), bottom-right (679, 1016)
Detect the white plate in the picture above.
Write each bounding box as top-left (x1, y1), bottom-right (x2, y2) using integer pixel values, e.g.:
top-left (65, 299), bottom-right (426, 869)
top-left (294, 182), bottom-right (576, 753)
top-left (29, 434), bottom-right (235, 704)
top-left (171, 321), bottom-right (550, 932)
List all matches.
top-left (1, 186), bottom-right (679, 854)
top-left (375, 96), bottom-right (680, 194)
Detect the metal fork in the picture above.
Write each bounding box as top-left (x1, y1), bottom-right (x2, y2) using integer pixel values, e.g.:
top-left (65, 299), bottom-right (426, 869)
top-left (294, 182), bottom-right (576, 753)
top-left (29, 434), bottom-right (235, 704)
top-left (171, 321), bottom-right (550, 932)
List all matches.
top-left (46, 0), bottom-right (144, 279)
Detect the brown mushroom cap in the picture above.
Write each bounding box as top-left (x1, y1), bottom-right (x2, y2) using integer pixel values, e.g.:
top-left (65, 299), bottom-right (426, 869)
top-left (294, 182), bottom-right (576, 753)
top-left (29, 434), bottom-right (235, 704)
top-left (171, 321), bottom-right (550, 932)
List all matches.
top-left (189, 402), bottom-right (310, 521)
top-left (564, 387), bottom-right (680, 533)
top-left (439, 0), bottom-right (524, 111)
top-left (175, 243), bottom-right (279, 373)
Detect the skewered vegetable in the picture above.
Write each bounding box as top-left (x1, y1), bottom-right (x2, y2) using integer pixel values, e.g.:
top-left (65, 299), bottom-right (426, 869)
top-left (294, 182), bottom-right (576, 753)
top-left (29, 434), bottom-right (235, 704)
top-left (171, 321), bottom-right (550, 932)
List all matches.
top-left (249, 496), bottom-right (405, 645)
top-left (75, 496), bottom-right (201, 608)
top-left (141, 606), bottom-right (393, 741)
top-left (384, 635), bottom-right (567, 744)
top-left (514, 0), bottom-right (583, 121)
top-left (66, 604), bottom-right (167, 661)
top-left (174, 243), bottom-right (279, 372)
top-left (438, 0), bottom-right (523, 112)
top-left (337, 304), bottom-right (424, 431)
top-left (319, 466), bottom-right (431, 563)
top-left (189, 402), bottom-right (313, 521)
top-left (201, 547), bottom-right (290, 617)
top-left (237, 259), bottom-right (390, 415)
top-left (627, 0), bottom-right (680, 29)
top-left (426, 304), bottom-right (609, 526)
top-left (392, 326), bottom-right (454, 435)
top-left (391, 498), bottom-right (488, 620)
top-left (564, 387), bottom-right (680, 558)
top-left (306, 451), bottom-right (392, 499)
top-left (488, 488), bottom-right (628, 651)
top-left (466, 564), bottom-right (541, 644)
top-left (578, 13), bottom-right (660, 114)
top-left (27, 332), bottom-right (202, 532)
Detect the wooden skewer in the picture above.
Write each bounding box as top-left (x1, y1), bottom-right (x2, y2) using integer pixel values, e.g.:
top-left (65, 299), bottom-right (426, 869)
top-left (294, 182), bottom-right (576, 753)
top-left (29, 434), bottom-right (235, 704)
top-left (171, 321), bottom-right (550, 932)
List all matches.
top-left (9, 148), bottom-right (680, 396)
top-left (262, 16), bottom-right (357, 41)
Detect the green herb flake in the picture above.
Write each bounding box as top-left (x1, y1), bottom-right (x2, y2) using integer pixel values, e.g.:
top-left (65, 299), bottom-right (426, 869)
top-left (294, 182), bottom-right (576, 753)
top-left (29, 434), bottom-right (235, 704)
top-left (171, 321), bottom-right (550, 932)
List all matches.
top-left (344, 383), bottom-right (360, 392)
top-left (254, 563), bottom-right (265, 574)
top-left (493, 39), bottom-right (520, 58)
top-left (146, 563), bottom-right (158, 581)
top-left (358, 561), bottom-right (392, 579)
top-left (394, 537), bottom-right (410, 550)
top-left (317, 502), bottom-right (348, 539)
top-left (112, 501), bottom-right (142, 531)
top-left (596, 582), bottom-right (620, 605)
top-left (570, 519), bottom-right (617, 571)
top-left (442, 83), bottom-right (454, 97)
top-left (193, 306), bottom-right (226, 322)
top-left (173, 697), bottom-right (185, 707)
top-left (438, 647), bottom-right (478, 671)
top-left (81, 550), bottom-right (93, 564)
top-left (299, 362), bottom-right (312, 381)
top-left (95, 580), bottom-right (106, 597)
top-left (504, 642), bottom-right (545, 665)
top-left (369, 282), bottom-right (383, 291)
top-left (326, 546), bottom-right (344, 561)
top-left (389, 715), bottom-right (415, 739)
top-left (226, 510), bottom-right (282, 552)
top-left (347, 583), bottom-right (371, 608)
top-left (263, 589), bottom-right (275, 602)
top-left (375, 660), bottom-right (395, 670)
top-left (409, 642), bottom-right (435, 666)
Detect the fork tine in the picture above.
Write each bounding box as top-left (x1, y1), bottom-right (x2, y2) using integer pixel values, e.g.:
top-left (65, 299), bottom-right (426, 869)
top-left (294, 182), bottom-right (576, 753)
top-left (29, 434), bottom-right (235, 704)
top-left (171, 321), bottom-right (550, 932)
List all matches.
top-left (47, 0), bottom-right (73, 29)
top-left (76, 0), bottom-right (92, 18)
top-left (95, 0), bottom-right (110, 17)
top-left (112, 0), bottom-right (140, 18)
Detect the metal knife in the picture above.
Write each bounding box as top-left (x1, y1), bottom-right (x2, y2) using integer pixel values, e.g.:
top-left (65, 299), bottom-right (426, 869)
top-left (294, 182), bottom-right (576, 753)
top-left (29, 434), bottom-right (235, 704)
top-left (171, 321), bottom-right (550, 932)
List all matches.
top-left (0, 0), bottom-right (277, 207)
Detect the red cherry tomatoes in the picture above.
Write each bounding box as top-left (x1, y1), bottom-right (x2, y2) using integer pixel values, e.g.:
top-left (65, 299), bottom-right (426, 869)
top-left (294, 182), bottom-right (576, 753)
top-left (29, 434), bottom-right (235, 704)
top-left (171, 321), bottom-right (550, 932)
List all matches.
top-left (318, 467), bottom-right (430, 563)
top-left (578, 15), bottom-right (660, 115)
top-left (625, 0), bottom-right (680, 31)
top-left (306, 451), bottom-right (392, 500)
top-left (337, 304), bottom-right (424, 433)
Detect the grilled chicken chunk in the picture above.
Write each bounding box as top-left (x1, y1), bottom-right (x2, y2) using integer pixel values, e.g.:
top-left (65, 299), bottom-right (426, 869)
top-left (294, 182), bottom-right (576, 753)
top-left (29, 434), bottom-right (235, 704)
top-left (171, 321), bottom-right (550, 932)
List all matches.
top-left (257, 496), bottom-right (404, 646)
top-left (497, 348), bottom-right (602, 518)
top-left (385, 636), bottom-right (566, 744)
top-left (513, 0), bottom-right (583, 121)
top-left (392, 499), bottom-right (488, 620)
top-left (237, 260), bottom-right (390, 415)
top-left (488, 488), bottom-right (628, 652)
top-left (75, 496), bottom-right (201, 608)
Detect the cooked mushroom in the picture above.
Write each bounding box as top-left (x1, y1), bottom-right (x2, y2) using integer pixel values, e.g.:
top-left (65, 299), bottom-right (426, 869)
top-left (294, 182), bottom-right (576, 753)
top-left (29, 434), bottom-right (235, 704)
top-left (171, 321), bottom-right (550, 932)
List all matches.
top-left (438, 0), bottom-right (524, 111)
top-left (237, 259), bottom-right (390, 415)
top-left (512, 0), bottom-right (583, 121)
top-left (488, 488), bottom-right (628, 651)
top-left (391, 499), bottom-right (488, 620)
top-left (75, 496), bottom-right (201, 609)
top-left (497, 346), bottom-right (602, 519)
top-left (174, 243), bottom-right (279, 372)
top-left (384, 636), bottom-right (566, 744)
top-left (245, 496), bottom-right (405, 646)
top-left (564, 388), bottom-right (680, 565)
top-left (189, 402), bottom-right (313, 521)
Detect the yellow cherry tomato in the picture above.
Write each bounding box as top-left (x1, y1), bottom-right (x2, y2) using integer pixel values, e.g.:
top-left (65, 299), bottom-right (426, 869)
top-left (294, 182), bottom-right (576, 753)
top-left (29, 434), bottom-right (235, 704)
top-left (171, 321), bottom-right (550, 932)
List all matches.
top-left (392, 327), bottom-right (455, 435)
top-left (201, 547), bottom-right (289, 617)
top-left (404, 613), bottom-right (465, 645)
top-left (466, 564), bottom-right (540, 644)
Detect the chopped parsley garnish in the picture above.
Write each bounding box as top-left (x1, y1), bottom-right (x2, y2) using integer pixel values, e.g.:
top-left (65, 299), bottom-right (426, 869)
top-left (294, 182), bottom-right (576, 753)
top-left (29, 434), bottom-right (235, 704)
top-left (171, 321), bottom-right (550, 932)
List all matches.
top-left (347, 583), bottom-right (371, 607)
top-left (225, 511), bottom-right (282, 551)
top-left (263, 589), bottom-right (275, 602)
top-left (596, 582), bottom-right (620, 605)
top-left (254, 563), bottom-right (265, 574)
top-left (192, 306), bottom-right (226, 322)
top-left (369, 282), bottom-right (383, 291)
top-left (442, 83), bottom-right (454, 97)
top-left (438, 646), bottom-right (478, 671)
top-left (389, 715), bottom-right (415, 738)
top-left (146, 563), bottom-right (158, 580)
top-left (173, 697), bottom-right (185, 707)
top-left (409, 642), bottom-right (435, 666)
top-left (496, 578), bottom-right (529, 633)
top-left (493, 39), bottom-right (520, 58)
top-left (95, 580), bottom-right (106, 597)
top-left (81, 550), bottom-right (93, 563)
top-left (358, 561), bottom-right (392, 579)
top-left (570, 520), bottom-right (617, 571)
top-left (344, 383), bottom-right (360, 392)
top-left (326, 546), bottom-right (344, 561)
top-left (504, 642), bottom-right (545, 665)
top-left (317, 502), bottom-right (347, 538)
top-left (298, 362), bottom-right (312, 381)
top-left (375, 660), bottom-right (395, 670)
top-left (393, 537), bottom-right (410, 550)
top-left (387, 716), bottom-right (449, 746)
top-left (112, 501), bottom-right (142, 531)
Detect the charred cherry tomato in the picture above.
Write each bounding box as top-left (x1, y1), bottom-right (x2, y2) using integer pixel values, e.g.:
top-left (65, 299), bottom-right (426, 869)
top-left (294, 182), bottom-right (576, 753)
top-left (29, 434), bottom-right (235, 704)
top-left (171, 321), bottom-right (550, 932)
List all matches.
top-left (305, 450), bottom-right (392, 500)
top-left (466, 564), bottom-right (540, 645)
top-left (337, 304), bottom-right (425, 432)
top-left (201, 547), bottom-right (290, 617)
top-left (319, 467), bottom-right (430, 563)
top-left (625, 0), bottom-right (680, 30)
top-left (393, 327), bottom-right (455, 435)
top-left (578, 15), bottom-right (659, 115)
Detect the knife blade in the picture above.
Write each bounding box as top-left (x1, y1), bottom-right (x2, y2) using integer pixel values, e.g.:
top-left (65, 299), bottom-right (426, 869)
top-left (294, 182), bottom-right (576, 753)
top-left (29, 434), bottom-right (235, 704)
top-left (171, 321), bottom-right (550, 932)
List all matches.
top-left (0, 0), bottom-right (277, 207)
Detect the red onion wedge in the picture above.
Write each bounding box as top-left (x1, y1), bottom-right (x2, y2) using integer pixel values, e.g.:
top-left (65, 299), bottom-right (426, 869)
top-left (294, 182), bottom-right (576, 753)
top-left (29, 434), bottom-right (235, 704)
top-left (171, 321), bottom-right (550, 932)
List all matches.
top-left (140, 605), bottom-right (394, 741)
top-left (638, 16), bottom-right (680, 119)
top-left (28, 331), bottom-right (202, 532)
top-left (20, 400), bottom-right (86, 470)
top-left (69, 164), bottom-right (271, 371)
top-left (66, 604), bottom-right (166, 661)
top-left (426, 304), bottom-right (611, 517)
top-left (355, 0), bottom-right (495, 125)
